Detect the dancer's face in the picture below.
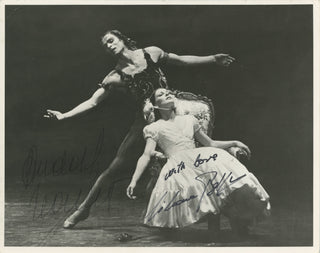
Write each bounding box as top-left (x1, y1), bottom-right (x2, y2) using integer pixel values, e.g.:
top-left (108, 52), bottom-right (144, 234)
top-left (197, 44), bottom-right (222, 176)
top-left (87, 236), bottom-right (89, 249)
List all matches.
top-left (154, 89), bottom-right (175, 109)
top-left (102, 33), bottom-right (126, 55)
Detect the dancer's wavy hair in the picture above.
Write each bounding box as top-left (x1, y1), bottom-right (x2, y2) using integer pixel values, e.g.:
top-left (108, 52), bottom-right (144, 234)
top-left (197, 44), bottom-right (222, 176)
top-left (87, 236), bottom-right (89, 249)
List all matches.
top-left (149, 89), bottom-right (177, 122)
top-left (101, 30), bottom-right (138, 50)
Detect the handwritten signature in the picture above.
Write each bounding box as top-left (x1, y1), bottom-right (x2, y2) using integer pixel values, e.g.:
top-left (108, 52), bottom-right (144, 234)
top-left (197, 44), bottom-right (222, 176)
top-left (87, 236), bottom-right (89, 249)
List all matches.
top-left (21, 128), bottom-right (104, 188)
top-left (28, 176), bottom-right (131, 220)
top-left (163, 153), bottom-right (218, 181)
top-left (194, 171), bottom-right (246, 212)
top-left (164, 161), bottom-right (185, 181)
top-left (145, 170), bottom-right (246, 221)
top-left (145, 191), bottom-right (198, 222)
top-left (194, 153), bottom-right (218, 167)
top-left (29, 183), bottom-right (83, 220)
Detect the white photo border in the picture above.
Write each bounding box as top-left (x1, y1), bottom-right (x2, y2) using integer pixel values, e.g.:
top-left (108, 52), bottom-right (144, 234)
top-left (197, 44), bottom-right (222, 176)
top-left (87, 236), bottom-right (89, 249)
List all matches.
top-left (0, 0), bottom-right (319, 252)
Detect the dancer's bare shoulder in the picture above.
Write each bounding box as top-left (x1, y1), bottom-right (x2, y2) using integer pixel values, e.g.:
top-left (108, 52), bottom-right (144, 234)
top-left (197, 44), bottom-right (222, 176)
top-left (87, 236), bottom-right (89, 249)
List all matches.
top-left (144, 46), bottom-right (166, 63)
top-left (101, 70), bottom-right (121, 84)
top-left (100, 70), bottom-right (127, 90)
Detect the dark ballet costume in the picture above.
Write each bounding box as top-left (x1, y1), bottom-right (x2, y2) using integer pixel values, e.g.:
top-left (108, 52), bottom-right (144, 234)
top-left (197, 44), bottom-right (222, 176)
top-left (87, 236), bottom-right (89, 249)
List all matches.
top-left (115, 49), bottom-right (168, 104)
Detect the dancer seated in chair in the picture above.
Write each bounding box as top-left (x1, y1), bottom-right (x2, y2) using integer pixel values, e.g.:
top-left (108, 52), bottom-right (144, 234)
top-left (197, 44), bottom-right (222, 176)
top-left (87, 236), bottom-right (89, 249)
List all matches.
top-left (126, 88), bottom-right (271, 241)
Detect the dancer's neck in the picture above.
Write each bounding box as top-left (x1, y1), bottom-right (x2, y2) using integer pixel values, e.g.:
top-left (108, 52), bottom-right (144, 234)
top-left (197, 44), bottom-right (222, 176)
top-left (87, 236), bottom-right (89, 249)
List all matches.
top-left (159, 109), bottom-right (176, 121)
top-left (116, 48), bottom-right (138, 65)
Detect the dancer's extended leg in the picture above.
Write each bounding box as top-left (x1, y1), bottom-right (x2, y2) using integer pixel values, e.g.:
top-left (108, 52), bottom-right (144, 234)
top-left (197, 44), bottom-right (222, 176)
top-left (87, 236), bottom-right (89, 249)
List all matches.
top-left (63, 115), bottom-right (145, 228)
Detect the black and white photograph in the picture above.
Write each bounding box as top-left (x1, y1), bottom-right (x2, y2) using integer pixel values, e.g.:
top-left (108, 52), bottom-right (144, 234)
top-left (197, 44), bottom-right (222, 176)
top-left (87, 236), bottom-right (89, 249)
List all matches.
top-left (2, 1), bottom-right (319, 249)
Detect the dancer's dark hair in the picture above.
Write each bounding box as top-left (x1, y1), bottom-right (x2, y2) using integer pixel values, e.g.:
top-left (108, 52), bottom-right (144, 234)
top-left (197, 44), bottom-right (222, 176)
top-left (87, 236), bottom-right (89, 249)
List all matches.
top-left (102, 30), bottom-right (138, 50)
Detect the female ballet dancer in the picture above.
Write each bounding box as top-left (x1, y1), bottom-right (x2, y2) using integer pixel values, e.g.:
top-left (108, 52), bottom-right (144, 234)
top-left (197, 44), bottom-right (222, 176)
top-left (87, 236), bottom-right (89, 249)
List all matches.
top-left (44, 30), bottom-right (236, 228)
top-left (127, 88), bottom-right (271, 240)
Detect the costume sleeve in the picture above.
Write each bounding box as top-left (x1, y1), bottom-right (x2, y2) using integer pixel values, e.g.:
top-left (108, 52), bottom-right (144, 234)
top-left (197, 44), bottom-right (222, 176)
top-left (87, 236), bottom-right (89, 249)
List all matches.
top-left (158, 51), bottom-right (169, 65)
top-left (97, 70), bottom-right (119, 90)
top-left (143, 124), bottom-right (159, 142)
top-left (97, 82), bottom-right (109, 89)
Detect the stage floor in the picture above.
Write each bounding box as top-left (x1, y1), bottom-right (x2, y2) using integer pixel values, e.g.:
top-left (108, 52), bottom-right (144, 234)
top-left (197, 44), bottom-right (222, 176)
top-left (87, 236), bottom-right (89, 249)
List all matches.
top-left (5, 179), bottom-right (313, 247)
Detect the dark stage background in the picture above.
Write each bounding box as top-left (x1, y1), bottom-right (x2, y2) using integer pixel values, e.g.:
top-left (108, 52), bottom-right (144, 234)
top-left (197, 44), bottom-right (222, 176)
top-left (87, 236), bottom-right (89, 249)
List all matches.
top-left (5, 5), bottom-right (313, 246)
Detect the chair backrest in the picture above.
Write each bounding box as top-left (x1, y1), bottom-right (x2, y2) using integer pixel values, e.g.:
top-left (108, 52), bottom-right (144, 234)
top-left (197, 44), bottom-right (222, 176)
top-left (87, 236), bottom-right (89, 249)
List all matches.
top-left (174, 91), bottom-right (215, 140)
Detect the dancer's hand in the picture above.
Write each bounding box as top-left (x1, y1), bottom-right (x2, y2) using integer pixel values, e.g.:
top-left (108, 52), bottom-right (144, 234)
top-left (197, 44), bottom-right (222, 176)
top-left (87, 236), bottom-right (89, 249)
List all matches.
top-left (143, 99), bottom-right (155, 123)
top-left (234, 141), bottom-right (251, 159)
top-left (151, 151), bottom-right (166, 160)
top-left (212, 54), bottom-right (235, 67)
top-left (44, 110), bottom-right (65, 120)
top-left (126, 181), bottom-right (137, 199)
top-left (143, 99), bottom-right (154, 114)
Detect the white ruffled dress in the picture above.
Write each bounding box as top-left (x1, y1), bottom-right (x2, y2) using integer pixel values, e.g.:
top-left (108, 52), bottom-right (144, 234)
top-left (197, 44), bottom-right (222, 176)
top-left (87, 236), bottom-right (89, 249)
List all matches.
top-left (143, 115), bottom-right (270, 228)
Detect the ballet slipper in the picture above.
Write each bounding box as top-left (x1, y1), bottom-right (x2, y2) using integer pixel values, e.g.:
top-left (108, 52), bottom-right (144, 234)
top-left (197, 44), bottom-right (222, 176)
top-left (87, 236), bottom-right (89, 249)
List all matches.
top-left (63, 207), bottom-right (90, 229)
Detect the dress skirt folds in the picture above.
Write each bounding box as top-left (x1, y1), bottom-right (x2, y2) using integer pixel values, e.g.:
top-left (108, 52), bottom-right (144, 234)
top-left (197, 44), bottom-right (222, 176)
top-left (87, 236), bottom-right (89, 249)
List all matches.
top-left (142, 115), bottom-right (270, 228)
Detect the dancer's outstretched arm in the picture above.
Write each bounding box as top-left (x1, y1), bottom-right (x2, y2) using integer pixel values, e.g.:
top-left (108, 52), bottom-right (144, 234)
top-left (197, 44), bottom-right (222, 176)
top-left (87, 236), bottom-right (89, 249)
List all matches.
top-left (145, 46), bottom-right (235, 67)
top-left (126, 138), bottom-right (157, 199)
top-left (195, 129), bottom-right (251, 158)
top-left (166, 52), bottom-right (235, 67)
top-left (44, 71), bottom-right (118, 120)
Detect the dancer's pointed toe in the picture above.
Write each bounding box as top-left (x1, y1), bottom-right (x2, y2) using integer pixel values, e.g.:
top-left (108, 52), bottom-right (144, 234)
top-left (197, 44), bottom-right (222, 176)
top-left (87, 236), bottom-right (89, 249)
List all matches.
top-left (63, 208), bottom-right (90, 229)
top-left (63, 219), bottom-right (76, 229)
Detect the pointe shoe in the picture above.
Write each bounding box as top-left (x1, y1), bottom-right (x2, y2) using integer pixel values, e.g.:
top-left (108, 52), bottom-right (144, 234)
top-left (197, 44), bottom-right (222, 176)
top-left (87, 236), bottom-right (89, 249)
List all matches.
top-left (63, 208), bottom-right (90, 229)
